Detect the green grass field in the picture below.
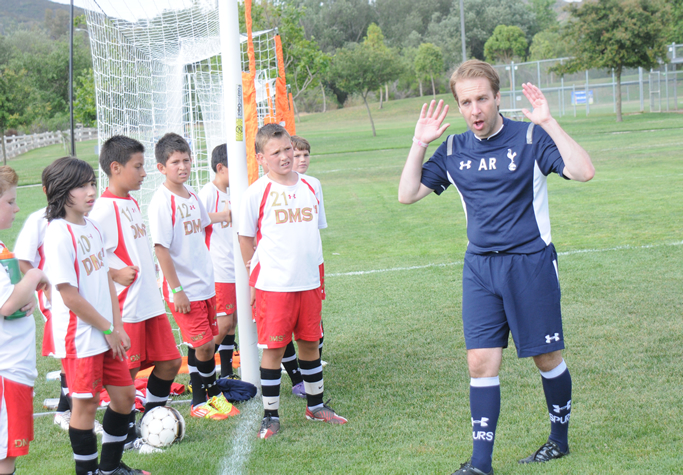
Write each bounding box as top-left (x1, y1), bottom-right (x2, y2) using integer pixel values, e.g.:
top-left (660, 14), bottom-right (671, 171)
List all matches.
top-left (3, 95), bottom-right (683, 474)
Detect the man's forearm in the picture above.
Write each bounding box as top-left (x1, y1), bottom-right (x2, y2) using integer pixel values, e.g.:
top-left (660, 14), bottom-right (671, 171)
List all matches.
top-left (541, 119), bottom-right (595, 182)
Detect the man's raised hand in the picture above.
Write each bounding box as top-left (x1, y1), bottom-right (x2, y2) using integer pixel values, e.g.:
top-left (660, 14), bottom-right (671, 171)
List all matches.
top-left (521, 83), bottom-right (553, 126)
top-left (414, 100), bottom-right (450, 145)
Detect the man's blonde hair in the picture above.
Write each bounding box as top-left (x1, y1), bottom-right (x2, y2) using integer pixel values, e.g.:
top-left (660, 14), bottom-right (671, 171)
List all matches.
top-left (0, 166), bottom-right (18, 196)
top-left (255, 123), bottom-right (291, 154)
top-left (449, 59), bottom-right (501, 104)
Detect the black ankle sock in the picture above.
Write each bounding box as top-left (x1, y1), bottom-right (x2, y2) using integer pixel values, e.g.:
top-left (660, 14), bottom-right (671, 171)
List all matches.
top-left (69, 426), bottom-right (98, 475)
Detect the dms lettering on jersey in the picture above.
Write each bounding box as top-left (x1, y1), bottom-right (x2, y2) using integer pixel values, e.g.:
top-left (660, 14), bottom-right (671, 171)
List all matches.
top-left (459, 160), bottom-right (472, 170)
top-left (131, 223), bottom-right (147, 239)
top-left (478, 158), bottom-right (497, 171)
top-left (274, 208), bottom-right (314, 224)
top-left (183, 219), bottom-right (202, 235)
top-left (82, 250), bottom-right (105, 276)
top-left (14, 439), bottom-right (28, 448)
top-left (545, 333), bottom-right (560, 344)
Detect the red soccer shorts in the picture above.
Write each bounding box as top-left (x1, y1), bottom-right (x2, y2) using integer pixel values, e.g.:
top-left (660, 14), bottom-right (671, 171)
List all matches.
top-left (166, 297), bottom-right (218, 348)
top-left (215, 283), bottom-right (237, 317)
top-left (254, 288), bottom-right (323, 349)
top-left (0, 376), bottom-right (33, 458)
top-left (62, 351), bottom-right (133, 399)
top-left (124, 314), bottom-right (181, 370)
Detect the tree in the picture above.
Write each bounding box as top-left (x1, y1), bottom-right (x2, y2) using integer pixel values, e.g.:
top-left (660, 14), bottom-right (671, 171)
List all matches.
top-left (0, 67), bottom-right (32, 163)
top-left (529, 30), bottom-right (567, 61)
top-left (666, 0), bottom-right (683, 43)
top-left (414, 43), bottom-right (443, 97)
top-left (556, 0), bottom-right (670, 122)
top-left (484, 25), bottom-right (528, 64)
top-left (331, 40), bottom-right (402, 136)
top-left (74, 69), bottom-right (96, 127)
top-left (528, 0), bottom-right (557, 33)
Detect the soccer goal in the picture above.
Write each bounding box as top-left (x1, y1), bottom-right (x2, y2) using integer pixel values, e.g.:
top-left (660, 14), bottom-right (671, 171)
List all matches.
top-left (83, 0), bottom-right (284, 211)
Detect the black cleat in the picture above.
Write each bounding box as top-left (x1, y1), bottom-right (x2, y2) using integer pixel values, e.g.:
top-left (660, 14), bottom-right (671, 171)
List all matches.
top-left (451, 460), bottom-right (493, 475)
top-left (105, 461), bottom-right (150, 474)
top-left (518, 440), bottom-right (569, 464)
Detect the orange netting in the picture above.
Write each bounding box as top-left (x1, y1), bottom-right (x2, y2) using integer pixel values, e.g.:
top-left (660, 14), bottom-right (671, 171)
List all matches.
top-left (275, 35), bottom-right (295, 135)
top-left (241, 0), bottom-right (260, 185)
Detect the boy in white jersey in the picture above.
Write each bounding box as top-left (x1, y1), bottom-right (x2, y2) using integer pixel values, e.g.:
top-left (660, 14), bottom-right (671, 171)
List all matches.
top-left (199, 144), bottom-right (238, 379)
top-left (148, 133), bottom-right (238, 421)
top-left (239, 124), bottom-right (346, 440)
top-left (90, 136), bottom-right (182, 452)
top-left (42, 157), bottom-right (148, 475)
top-left (278, 135), bottom-right (328, 398)
top-left (0, 166), bottom-right (50, 475)
top-left (14, 167), bottom-right (77, 433)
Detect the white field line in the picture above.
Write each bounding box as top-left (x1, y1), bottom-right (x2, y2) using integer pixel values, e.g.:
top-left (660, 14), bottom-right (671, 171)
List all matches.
top-left (326, 240), bottom-right (683, 278)
top-left (218, 396), bottom-right (262, 475)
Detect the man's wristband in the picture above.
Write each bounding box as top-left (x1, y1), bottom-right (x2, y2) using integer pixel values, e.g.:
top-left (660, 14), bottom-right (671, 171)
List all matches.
top-left (412, 137), bottom-right (429, 148)
top-left (103, 323), bottom-right (114, 335)
top-left (171, 285), bottom-right (183, 294)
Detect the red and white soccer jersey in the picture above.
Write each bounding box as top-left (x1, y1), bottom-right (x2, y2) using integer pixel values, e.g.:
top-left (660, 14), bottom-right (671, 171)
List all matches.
top-left (0, 241), bottom-right (37, 387)
top-left (240, 174), bottom-right (325, 292)
top-left (89, 189), bottom-right (166, 323)
top-left (148, 184), bottom-right (215, 302)
top-left (199, 182), bottom-right (235, 284)
top-left (44, 218), bottom-right (112, 358)
top-left (13, 208), bottom-right (52, 339)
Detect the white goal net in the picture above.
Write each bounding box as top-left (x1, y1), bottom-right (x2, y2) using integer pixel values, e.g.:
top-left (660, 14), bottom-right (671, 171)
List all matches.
top-left (83, 0), bottom-right (279, 220)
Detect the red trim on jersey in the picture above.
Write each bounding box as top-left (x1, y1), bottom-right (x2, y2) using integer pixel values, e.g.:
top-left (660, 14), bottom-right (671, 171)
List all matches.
top-left (204, 190), bottom-right (220, 249)
top-left (65, 225), bottom-right (79, 357)
top-left (205, 224), bottom-right (213, 249)
top-left (131, 196), bottom-right (141, 211)
top-left (249, 262), bottom-right (260, 287)
top-left (112, 201), bottom-right (136, 316)
top-left (256, 182), bottom-right (272, 244)
top-left (300, 178), bottom-right (319, 204)
top-left (101, 188), bottom-right (133, 200)
top-left (170, 195), bottom-right (176, 227)
top-left (36, 243), bottom-right (50, 317)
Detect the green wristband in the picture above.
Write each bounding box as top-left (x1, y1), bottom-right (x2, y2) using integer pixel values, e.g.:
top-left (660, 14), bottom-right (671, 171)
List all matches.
top-left (171, 285), bottom-right (183, 294)
top-left (103, 323), bottom-right (114, 335)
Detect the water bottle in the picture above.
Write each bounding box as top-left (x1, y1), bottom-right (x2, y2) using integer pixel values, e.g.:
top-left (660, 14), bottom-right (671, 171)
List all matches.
top-left (0, 247), bottom-right (28, 320)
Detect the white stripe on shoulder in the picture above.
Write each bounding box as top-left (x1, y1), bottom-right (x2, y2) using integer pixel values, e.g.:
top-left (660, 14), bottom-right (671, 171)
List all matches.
top-left (447, 135), bottom-right (455, 155)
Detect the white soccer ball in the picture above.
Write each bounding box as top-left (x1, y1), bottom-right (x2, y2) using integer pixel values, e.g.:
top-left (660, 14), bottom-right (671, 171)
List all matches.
top-left (139, 406), bottom-right (185, 448)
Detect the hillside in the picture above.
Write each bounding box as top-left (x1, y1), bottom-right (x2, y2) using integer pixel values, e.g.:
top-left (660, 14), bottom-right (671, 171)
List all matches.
top-left (0, 0), bottom-right (84, 34)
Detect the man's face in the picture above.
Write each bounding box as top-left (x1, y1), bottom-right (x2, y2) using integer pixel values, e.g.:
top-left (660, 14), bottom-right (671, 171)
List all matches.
top-left (455, 77), bottom-right (502, 139)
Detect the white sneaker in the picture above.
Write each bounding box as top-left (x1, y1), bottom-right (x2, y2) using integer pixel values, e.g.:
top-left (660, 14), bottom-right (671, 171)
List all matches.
top-left (54, 410), bottom-right (71, 431)
top-left (130, 437), bottom-right (163, 454)
top-left (321, 360), bottom-right (328, 367)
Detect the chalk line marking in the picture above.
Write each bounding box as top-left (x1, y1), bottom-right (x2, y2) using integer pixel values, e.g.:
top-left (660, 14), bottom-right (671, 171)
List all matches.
top-left (218, 398), bottom-right (262, 475)
top-left (326, 241), bottom-right (683, 278)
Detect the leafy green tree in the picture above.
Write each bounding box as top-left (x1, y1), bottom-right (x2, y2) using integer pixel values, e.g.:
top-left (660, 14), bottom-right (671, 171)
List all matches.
top-left (484, 25), bottom-right (528, 64)
top-left (529, 30), bottom-right (567, 61)
top-left (414, 43), bottom-right (444, 97)
top-left (331, 39), bottom-right (402, 136)
top-left (666, 0), bottom-right (683, 43)
top-left (422, 12), bottom-right (463, 69)
top-left (375, 0), bottom-right (452, 46)
top-left (0, 67), bottom-right (32, 163)
top-left (528, 0), bottom-right (557, 33)
top-left (556, 0), bottom-right (670, 122)
top-left (74, 69), bottom-right (96, 127)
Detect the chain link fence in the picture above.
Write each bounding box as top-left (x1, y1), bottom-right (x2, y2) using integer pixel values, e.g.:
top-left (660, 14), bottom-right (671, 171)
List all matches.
top-left (493, 43), bottom-right (682, 117)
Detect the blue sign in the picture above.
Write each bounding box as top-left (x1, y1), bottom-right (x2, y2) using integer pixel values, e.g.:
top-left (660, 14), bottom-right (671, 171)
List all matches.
top-left (572, 90), bottom-right (594, 105)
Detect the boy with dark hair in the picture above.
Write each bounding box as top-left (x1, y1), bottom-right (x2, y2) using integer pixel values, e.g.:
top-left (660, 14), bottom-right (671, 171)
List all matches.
top-left (14, 164), bottom-right (89, 433)
top-left (240, 124), bottom-right (346, 440)
top-left (42, 157), bottom-right (148, 475)
top-left (90, 135), bottom-right (183, 453)
top-left (148, 133), bottom-right (239, 421)
top-left (199, 144), bottom-right (238, 379)
top-left (0, 166), bottom-right (50, 475)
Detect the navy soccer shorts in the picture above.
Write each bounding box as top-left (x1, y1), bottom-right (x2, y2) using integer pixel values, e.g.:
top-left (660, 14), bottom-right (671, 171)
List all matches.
top-left (461, 243), bottom-right (564, 358)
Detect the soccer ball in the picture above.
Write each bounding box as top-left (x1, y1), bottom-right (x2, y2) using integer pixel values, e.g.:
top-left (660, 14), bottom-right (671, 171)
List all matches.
top-left (139, 406), bottom-right (185, 448)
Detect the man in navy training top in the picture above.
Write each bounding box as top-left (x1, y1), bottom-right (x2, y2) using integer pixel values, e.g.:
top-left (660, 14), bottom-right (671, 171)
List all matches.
top-left (398, 59), bottom-right (595, 475)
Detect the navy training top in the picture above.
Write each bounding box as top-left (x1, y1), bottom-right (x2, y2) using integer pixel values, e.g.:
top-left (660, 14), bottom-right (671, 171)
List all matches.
top-left (421, 116), bottom-right (568, 254)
